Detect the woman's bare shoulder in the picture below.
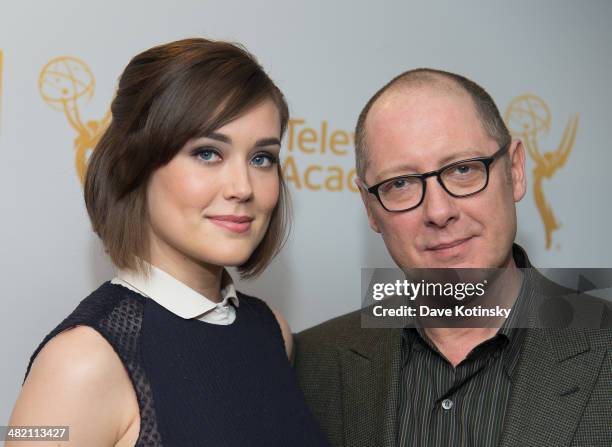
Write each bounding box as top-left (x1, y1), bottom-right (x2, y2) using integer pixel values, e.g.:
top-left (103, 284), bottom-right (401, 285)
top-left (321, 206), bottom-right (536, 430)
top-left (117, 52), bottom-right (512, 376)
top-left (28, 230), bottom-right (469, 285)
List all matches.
top-left (7, 326), bottom-right (139, 446)
top-left (268, 306), bottom-right (294, 360)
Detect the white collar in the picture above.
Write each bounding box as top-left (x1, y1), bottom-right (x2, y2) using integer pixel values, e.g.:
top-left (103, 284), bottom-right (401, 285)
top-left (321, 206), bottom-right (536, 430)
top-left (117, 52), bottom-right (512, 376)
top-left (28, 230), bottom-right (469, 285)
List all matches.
top-left (112, 264), bottom-right (239, 320)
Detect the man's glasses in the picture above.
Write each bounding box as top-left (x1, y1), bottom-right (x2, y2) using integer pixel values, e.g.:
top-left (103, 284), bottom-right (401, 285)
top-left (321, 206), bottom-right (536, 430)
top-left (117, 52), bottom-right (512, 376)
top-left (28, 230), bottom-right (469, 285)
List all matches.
top-left (363, 143), bottom-right (510, 212)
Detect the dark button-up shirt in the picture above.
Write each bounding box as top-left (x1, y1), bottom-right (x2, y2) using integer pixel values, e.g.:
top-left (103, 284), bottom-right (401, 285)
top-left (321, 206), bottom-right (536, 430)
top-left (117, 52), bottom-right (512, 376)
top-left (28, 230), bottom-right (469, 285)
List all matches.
top-left (397, 252), bottom-right (536, 446)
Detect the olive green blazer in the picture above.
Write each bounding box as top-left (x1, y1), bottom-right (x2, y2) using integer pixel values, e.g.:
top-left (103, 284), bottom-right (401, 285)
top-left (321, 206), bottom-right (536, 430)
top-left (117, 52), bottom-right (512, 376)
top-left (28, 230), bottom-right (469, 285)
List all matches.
top-left (295, 296), bottom-right (611, 446)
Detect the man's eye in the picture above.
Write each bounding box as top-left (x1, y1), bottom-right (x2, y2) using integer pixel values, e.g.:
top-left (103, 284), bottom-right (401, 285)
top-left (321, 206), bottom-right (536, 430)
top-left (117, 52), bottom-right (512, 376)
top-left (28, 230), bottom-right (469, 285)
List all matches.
top-left (454, 164), bottom-right (472, 175)
top-left (381, 178), bottom-right (414, 194)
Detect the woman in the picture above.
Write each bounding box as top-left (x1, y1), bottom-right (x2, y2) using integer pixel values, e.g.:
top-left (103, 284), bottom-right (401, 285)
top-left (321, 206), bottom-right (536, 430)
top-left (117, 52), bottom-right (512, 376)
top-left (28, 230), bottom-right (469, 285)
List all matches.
top-left (8, 38), bottom-right (329, 446)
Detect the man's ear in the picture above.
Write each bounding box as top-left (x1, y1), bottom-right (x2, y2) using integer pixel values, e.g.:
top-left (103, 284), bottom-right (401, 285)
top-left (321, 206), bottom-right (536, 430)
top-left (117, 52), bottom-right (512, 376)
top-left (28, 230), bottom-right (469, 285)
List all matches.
top-left (355, 177), bottom-right (381, 233)
top-left (509, 138), bottom-right (527, 202)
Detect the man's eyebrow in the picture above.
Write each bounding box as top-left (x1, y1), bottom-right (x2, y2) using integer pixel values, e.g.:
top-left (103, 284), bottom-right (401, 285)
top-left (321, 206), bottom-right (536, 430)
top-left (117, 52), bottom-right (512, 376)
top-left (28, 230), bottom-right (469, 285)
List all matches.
top-left (198, 132), bottom-right (280, 148)
top-left (374, 148), bottom-right (491, 181)
top-left (376, 163), bottom-right (419, 182)
top-left (437, 149), bottom-right (491, 166)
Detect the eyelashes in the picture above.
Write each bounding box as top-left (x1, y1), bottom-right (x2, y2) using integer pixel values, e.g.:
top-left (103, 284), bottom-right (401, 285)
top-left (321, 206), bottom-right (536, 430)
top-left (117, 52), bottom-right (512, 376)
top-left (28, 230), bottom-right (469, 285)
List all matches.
top-left (192, 147), bottom-right (221, 163)
top-left (251, 152), bottom-right (277, 168)
top-left (191, 146), bottom-right (278, 168)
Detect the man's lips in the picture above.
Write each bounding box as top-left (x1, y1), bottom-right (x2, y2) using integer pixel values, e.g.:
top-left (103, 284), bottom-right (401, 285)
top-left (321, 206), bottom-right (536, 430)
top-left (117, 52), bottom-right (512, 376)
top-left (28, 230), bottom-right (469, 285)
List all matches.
top-left (427, 237), bottom-right (473, 251)
top-left (207, 215), bottom-right (254, 233)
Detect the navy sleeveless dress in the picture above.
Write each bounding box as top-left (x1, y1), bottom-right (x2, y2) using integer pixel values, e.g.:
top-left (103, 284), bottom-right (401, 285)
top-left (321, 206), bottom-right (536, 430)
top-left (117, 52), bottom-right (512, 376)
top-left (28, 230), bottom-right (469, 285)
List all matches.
top-left (25, 282), bottom-right (330, 446)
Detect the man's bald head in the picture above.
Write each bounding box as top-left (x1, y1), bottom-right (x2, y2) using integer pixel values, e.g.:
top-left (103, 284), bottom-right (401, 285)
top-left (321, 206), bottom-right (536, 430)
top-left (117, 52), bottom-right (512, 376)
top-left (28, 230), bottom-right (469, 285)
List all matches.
top-left (354, 69), bottom-right (511, 179)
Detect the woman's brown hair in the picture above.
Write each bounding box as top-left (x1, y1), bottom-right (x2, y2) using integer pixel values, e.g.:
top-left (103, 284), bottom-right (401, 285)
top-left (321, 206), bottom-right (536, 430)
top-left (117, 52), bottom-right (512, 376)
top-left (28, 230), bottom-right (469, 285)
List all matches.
top-left (84, 38), bottom-right (290, 278)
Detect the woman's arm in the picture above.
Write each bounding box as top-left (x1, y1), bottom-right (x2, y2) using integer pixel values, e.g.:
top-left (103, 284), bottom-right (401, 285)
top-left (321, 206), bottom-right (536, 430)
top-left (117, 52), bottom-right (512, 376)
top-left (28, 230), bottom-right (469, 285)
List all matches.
top-left (6, 326), bottom-right (139, 447)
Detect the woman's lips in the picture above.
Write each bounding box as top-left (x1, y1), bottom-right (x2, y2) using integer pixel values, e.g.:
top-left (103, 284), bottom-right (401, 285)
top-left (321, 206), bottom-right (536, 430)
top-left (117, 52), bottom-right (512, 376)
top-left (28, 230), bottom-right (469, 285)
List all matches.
top-left (207, 215), bottom-right (253, 234)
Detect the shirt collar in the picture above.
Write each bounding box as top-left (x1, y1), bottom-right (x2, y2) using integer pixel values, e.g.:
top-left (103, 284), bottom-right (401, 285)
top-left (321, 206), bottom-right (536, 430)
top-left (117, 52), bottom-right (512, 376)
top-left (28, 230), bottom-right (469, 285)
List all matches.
top-left (115, 264), bottom-right (239, 319)
top-left (402, 243), bottom-right (534, 372)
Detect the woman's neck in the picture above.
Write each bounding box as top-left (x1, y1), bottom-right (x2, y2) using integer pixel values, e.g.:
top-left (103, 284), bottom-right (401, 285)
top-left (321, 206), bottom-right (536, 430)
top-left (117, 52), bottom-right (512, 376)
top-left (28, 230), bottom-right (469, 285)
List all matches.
top-left (147, 239), bottom-right (224, 303)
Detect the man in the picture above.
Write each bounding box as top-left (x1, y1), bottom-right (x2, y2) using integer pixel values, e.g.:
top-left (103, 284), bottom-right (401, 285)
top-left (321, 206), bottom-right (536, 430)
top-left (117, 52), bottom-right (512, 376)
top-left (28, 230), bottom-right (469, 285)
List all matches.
top-left (294, 69), bottom-right (611, 447)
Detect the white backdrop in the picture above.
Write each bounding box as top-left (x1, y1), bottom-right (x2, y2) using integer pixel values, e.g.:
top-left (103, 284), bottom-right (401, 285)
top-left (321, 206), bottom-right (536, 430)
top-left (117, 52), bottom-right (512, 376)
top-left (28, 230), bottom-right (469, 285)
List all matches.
top-left (1, 0), bottom-right (611, 421)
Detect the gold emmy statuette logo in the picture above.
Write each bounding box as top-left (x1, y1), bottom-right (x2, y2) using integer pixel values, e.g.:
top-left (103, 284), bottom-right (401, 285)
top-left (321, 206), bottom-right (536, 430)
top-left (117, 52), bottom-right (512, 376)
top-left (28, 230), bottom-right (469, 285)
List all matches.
top-left (505, 94), bottom-right (579, 250)
top-left (39, 57), bottom-right (110, 184)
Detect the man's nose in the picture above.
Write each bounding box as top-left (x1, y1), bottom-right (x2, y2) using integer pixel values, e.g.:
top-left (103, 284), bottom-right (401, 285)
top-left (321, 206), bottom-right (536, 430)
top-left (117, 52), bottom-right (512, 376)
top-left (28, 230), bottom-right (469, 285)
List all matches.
top-left (421, 177), bottom-right (459, 228)
top-left (223, 161), bottom-right (253, 202)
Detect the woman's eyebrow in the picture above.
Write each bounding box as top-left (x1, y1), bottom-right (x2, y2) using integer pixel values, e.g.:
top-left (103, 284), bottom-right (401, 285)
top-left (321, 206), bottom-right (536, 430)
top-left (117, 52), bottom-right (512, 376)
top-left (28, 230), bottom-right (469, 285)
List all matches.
top-left (198, 133), bottom-right (280, 148)
top-left (254, 137), bottom-right (281, 148)
top-left (205, 132), bottom-right (231, 144)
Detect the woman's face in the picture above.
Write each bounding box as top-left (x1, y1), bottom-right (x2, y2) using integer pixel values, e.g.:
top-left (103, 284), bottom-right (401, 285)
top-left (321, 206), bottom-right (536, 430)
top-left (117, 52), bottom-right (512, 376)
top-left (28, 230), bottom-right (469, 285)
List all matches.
top-left (146, 99), bottom-right (281, 271)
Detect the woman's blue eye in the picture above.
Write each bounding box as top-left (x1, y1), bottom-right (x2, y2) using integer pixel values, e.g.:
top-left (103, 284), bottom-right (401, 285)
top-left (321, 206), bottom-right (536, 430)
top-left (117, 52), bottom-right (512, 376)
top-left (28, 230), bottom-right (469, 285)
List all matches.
top-left (195, 148), bottom-right (221, 163)
top-left (251, 153), bottom-right (276, 168)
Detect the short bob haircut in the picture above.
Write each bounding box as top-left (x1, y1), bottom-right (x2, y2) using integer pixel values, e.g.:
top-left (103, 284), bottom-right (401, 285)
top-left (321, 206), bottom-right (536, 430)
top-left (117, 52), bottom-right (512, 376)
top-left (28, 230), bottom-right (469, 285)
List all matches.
top-left (85, 38), bottom-right (290, 279)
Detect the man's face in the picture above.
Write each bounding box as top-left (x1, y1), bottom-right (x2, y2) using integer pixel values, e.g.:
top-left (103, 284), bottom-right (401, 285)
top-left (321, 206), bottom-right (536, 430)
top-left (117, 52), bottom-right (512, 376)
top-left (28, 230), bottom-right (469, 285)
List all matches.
top-left (359, 86), bottom-right (526, 270)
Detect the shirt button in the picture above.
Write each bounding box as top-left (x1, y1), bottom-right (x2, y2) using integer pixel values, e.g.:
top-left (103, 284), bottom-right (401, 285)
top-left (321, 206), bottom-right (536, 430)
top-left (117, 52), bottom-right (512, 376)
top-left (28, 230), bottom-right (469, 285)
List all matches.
top-left (441, 399), bottom-right (453, 410)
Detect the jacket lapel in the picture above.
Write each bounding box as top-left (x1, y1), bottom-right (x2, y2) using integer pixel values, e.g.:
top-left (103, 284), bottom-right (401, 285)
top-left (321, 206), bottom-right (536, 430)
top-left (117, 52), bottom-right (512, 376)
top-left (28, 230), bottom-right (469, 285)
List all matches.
top-left (340, 328), bottom-right (402, 447)
top-left (499, 328), bottom-right (605, 447)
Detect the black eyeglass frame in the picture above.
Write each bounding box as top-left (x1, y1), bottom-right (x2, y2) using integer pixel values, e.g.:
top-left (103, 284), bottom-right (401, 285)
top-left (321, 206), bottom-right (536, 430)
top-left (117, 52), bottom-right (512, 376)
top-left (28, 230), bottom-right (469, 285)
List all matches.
top-left (364, 143), bottom-right (510, 213)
